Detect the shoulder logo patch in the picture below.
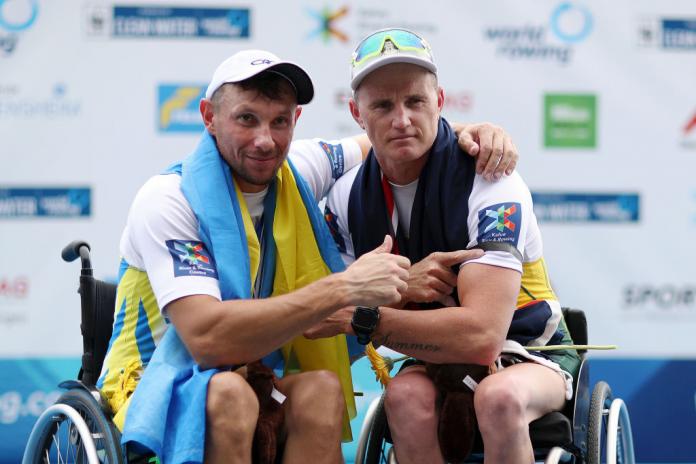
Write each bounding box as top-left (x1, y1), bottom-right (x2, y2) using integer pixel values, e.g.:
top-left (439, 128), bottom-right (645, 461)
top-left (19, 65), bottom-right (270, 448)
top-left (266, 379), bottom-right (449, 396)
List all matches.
top-left (166, 240), bottom-right (218, 278)
top-left (477, 202), bottom-right (521, 246)
top-left (318, 140), bottom-right (345, 179)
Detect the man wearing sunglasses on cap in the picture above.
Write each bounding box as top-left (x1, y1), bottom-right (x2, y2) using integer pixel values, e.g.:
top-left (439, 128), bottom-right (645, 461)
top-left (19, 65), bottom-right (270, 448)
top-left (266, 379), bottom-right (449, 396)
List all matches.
top-left (309, 29), bottom-right (581, 463)
top-left (102, 47), bottom-right (521, 464)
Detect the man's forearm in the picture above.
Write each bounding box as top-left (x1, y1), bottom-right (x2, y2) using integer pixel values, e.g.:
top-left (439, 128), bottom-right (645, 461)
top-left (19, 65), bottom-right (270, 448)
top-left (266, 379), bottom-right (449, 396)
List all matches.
top-left (169, 273), bottom-right (354, 368)
top-left (371, 306), bottom-right (506, 364)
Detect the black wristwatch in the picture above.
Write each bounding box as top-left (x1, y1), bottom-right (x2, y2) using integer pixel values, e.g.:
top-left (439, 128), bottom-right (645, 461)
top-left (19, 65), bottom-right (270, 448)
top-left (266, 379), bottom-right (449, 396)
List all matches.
top-left (351, 306), bottom-right (380, 345)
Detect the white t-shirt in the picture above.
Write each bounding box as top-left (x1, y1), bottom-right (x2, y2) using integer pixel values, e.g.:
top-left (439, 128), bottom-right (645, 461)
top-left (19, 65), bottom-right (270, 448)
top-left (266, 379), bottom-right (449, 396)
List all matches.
top-left (325, 165), bottom-right (543, 271)
top-left (119, 137), bottom-right (363, 311)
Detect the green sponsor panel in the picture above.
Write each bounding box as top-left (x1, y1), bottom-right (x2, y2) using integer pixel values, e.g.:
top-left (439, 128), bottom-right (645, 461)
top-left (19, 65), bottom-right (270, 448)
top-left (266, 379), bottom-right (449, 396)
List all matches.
top-left (544, 94), bottom-right (597, 148)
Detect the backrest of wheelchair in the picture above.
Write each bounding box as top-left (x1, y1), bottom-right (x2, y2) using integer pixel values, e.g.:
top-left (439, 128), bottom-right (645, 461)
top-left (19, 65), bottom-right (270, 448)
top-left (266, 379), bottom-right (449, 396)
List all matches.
top-left (561, 307), bottom-right (587, 352)
top-left (79, 276), bottom-right (117, 387)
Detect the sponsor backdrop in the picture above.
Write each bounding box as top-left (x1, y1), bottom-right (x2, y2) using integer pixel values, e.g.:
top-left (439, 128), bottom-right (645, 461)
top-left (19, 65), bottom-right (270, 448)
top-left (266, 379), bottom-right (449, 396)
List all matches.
top-left (1, 0), bottom-right (695, 461)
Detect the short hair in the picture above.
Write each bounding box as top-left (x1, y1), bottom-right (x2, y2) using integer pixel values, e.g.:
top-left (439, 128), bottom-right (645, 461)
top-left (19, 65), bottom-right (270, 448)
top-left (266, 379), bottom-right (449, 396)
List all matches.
top-left (210, 71), bottom-right (297, 111)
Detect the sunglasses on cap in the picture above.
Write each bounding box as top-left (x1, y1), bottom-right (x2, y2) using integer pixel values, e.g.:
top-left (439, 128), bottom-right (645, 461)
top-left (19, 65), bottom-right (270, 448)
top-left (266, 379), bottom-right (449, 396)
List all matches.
top-left (351, 28), bottom-right (433, 68)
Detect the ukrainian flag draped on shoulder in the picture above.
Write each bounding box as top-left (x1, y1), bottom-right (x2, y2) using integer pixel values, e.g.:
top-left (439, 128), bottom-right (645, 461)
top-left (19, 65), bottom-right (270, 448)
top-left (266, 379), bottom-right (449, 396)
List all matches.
top-left (121, 130), bottom-right (356, 463)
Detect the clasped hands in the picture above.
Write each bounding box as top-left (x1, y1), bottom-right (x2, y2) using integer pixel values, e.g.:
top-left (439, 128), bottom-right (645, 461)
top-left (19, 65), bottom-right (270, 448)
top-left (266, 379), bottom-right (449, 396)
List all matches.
top-left (303, 236), bottom-right (483, 340)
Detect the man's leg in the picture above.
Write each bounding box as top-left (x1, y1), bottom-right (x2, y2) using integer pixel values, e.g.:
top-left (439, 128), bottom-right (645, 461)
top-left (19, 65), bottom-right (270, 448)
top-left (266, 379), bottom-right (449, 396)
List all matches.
top-left (205, 371), bottom-right (259, 464)
top-left (474, 363), bottom-right (567, 464)
top-left (276, 370), bottom-right (345, 464)
top-left (384, 365), bottom-right (444, 464)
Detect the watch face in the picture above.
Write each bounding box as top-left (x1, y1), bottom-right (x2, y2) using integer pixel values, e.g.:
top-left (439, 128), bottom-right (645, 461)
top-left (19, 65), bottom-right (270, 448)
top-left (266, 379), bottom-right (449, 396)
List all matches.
top-left (353, 306), bottom-right (378, 328)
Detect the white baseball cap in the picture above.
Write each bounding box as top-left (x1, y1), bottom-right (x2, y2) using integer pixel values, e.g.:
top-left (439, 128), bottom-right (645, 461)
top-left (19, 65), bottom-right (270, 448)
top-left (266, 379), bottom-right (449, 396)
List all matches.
top-left (350, 28), bottom-right (437, 90)
top-left (205, 49), bottom-right (314, 104)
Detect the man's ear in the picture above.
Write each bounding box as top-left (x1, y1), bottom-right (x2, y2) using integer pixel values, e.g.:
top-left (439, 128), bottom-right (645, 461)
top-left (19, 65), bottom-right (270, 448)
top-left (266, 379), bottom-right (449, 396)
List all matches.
top-left (294, 105), bottom-right (302, 123)
top-left (437, 87), bottom-right (445, 113)
top-left (200, 99), bottom-right (215, 136)
top-left (349, 98), bottom-right (365, 130)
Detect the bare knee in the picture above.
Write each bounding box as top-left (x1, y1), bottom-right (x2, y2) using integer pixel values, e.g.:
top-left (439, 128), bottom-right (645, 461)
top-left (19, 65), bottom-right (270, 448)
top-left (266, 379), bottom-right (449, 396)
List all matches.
top-left (207, 371), bottom-right (259, 435)
top-left (286, 370), bottom-right (344, 431)
top-left (474, 377), bottom-right (525, 434)
top-left (384, 375), bottom-right (437, 426)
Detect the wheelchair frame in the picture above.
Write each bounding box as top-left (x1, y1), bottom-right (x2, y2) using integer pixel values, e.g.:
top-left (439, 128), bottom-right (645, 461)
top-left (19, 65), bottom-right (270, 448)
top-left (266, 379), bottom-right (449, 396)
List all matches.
top-left (353, 308), bottom-right (636, 464)
top-left (22, 241), bottom-right (125, 464)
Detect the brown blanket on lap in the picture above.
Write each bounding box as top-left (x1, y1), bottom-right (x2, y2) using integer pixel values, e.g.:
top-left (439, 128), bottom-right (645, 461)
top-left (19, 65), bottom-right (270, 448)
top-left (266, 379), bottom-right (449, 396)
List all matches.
top-left (425, 363), bottom-right (491, 463)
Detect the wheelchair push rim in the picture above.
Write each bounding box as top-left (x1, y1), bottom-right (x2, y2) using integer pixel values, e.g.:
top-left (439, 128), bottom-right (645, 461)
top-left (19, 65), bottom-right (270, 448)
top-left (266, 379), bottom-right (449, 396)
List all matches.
top-left (22, 388), bottom-right (123, 464)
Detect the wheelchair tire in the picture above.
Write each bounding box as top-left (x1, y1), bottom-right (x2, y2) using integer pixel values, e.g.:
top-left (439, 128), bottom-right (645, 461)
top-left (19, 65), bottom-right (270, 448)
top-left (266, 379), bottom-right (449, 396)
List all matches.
top-left (23, 388), bottom-right (123, 464)
top-left (587, 381), bottom-right (612, 464)
top-left (364, 393), bottom-right (391, 464)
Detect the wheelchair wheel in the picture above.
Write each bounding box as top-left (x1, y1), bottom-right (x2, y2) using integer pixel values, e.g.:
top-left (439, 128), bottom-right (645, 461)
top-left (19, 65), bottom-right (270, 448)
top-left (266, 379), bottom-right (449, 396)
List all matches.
top-left (588, 381), bottom-right (612, 464)
top-left (22, 388), bottom-right (123, 464)
top-left (587, 381), bottom-right (634, 464)
top-left (363, 393), bottom-right (394, 464)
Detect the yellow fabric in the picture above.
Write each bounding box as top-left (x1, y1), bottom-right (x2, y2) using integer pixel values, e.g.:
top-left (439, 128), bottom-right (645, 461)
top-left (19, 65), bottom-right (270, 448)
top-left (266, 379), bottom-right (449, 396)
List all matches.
top-left (111, 360), bottom-right (142, 429)
top-left (517, 257), bottom-right (557, 307)
top-left (100, 267), bottom-right (165, 430)
top-left (237, 162), bottom-right (357, 441)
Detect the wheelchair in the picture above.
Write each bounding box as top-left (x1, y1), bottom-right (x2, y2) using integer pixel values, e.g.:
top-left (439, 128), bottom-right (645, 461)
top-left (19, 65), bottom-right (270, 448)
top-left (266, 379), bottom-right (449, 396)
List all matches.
top-left (22, 241), bottom-right (141, 464)
top-left (353, 308), bottom-right (636, 464)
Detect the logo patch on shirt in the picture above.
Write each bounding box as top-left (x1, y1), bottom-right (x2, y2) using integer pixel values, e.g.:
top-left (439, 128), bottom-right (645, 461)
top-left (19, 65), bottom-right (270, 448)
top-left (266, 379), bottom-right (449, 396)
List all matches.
top-left (166, 240), bottom-right (218, 278)
top-left (318, 141), bottom-right (345, 179)
top-left (477, 203), bottom-right (521, 246)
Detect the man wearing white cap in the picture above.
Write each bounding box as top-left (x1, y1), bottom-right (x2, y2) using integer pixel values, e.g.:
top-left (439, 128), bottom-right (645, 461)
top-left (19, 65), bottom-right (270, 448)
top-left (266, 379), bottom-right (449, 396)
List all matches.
top-left (99, 48), bottom-right (519, 463)
top-left (310, 29), bottom-right (581, 463)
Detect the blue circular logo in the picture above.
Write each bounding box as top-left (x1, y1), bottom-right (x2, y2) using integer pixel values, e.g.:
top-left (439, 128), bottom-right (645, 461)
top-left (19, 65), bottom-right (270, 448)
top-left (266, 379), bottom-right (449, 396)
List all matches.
top-left (0, 0), bottom-right (38, 32)
top-left (550, 2), bottom-right (593, 44)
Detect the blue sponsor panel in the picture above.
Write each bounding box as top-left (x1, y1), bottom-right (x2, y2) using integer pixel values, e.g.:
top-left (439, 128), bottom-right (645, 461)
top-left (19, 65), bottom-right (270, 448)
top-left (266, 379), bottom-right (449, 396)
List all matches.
top-left (113, 6), bottom-right (250, 38)
top-left (158, 84), bottom-right (205, 132)
top-left (532, 192), bottom-right (639, 223)
top-left (662, 19), bottom-right (696, 49)
top-left (0, 187), bottom-right (91, 218)
top-left (590, 358), bottom-right (696, 461)
top-left (0, 357), bottom-right (80, 462)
